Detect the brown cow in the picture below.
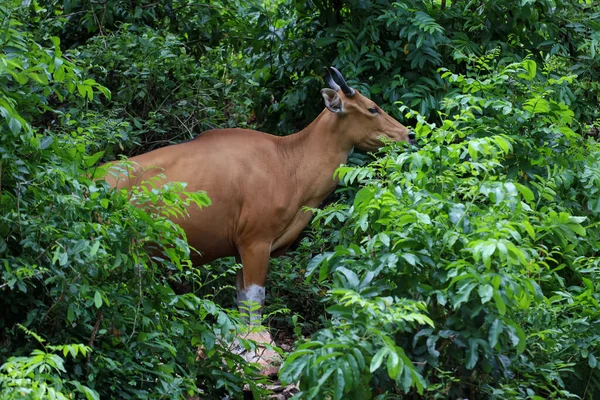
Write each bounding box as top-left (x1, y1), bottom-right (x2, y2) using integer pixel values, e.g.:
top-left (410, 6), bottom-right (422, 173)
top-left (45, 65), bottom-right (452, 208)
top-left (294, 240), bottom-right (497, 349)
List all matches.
top-left (104, 67), bottom-right (413, 322)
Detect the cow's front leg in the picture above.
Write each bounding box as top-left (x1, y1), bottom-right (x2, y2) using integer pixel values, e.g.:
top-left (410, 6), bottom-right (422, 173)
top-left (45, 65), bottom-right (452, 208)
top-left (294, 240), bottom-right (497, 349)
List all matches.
top-left (234, 242), bottom-right (280, 373)
top-left (236, 242), bottom-right (271, 324)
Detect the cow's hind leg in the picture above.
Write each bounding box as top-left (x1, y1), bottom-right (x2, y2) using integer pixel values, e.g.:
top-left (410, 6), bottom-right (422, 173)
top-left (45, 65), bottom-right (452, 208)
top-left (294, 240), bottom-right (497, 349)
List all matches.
top-left (236, 241), bottom-right (271, 324)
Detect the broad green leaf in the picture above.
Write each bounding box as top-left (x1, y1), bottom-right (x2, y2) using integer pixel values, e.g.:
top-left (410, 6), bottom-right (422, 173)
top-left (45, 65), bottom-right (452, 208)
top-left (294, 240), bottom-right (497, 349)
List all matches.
top-left (379, 232), bottom-right (390, 247)
top-left (94, 291), bottom-right (103, 309)
top-left (8, 117), bottom-right (22, 134)
top-left (370, 347), bottom-right (388, 373)
top-left (478, 284), bottom-right (493, 304)
top-left (517, 59), bottom-right (537, 80)
top-left (67, 305), bottom-right (75, 323)
top-left (39, 135), bottom-right (54, 150)
top-left (522, 220), bottom-right (535, 239)
top-left (453, 281), bottom-right (477, 308)
top-left (523, 97), bottom-right (550, 113)
top-left (489, 319), bottom-right (503, 348)
top-left (493, 289), bottom-right (506, 315)
top-left (466, 339), bottom-right (479, 369)
top-left (515, 183), bottom-right (534, 202)
top-left (567, 223), bottom-right (586, 237)
top-left (386, 349), bottom-right (401, 379)
top-left (90, 241), bottom-right (100, 256)
top-left (334, 367), bottom-right (345, 400)
top-left (84, 151), bottom-right (105, 167)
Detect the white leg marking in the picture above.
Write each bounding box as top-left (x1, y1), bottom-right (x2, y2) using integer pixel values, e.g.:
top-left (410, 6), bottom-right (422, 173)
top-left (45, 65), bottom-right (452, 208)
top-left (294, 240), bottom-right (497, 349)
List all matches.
top-left (244, 284), bottom-right (265, 305)
top-left (237, 284), bottom-right (265, 324)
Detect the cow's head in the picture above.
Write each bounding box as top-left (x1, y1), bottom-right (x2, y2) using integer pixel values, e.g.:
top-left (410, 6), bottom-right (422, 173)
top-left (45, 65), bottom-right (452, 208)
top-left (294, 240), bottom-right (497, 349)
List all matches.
top-left (321, 66), bottom-right (414, 151)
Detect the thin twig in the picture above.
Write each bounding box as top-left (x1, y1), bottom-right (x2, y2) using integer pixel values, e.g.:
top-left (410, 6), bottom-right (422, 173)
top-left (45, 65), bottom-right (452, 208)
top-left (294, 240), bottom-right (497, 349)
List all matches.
top-left (175, 115), bottom-right (195, 139)
top-left (582, 367), bottom-right (594, 400)
top-left (16, 183), bottom-right (22, 239)
top-left (88, 0), bottom-right (107, 49)
top-left (87, 310), bottom-right (104, 363)
top-left (126, 241), bottom-right (144, 343)
top-left (49, 10), bottom-right (87, 19)
top-left (0, 270), bottom-right (45, 290)
top-left (43, 292), bottom-right (66, 321)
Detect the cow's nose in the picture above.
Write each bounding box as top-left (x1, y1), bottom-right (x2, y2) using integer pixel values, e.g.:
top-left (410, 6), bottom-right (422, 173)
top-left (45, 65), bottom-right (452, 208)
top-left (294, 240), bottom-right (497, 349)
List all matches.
top-left (408, 131), bottom-right (416, 145)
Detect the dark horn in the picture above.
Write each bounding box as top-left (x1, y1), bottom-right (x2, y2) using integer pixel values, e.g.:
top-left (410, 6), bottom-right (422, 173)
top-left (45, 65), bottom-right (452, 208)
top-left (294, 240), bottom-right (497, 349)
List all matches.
top-left (329, 66), bottom-right (356, 97)
top-left (324, 67), bottom-right (341, 92)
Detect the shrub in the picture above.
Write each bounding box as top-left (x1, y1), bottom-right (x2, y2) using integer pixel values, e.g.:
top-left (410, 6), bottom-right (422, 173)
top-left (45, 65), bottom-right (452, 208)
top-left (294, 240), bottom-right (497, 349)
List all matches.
top-left (0, 4), bottom-right (266, 398)
top-left (281, 56), bottom-right (600, 399)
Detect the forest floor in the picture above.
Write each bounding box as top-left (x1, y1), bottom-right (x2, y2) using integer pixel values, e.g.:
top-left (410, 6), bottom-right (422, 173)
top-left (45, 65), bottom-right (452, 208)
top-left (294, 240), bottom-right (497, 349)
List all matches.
top-left (247, 330), bottom-right (299, 399)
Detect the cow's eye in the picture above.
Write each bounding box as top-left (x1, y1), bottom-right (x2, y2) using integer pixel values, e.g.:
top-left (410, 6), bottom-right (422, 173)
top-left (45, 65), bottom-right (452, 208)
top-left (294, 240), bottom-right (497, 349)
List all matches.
top-left (368, 107), bottom-right (379, 114)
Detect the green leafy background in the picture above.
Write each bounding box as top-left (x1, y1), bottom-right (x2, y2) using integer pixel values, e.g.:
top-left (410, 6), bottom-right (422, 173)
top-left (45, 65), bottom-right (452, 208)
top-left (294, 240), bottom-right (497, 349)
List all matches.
top-left (1, 0), bottom-right (599, 399)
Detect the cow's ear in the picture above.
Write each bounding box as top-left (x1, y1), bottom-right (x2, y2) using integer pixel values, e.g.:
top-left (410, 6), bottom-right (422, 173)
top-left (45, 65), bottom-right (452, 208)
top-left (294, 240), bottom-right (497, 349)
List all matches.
top-left (321, 88), bottom-right (343, 114)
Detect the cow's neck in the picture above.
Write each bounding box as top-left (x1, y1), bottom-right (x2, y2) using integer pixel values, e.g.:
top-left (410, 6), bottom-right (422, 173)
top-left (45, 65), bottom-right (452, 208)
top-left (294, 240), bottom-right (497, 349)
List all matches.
top-left (279, 110), bottom-right (354, 207)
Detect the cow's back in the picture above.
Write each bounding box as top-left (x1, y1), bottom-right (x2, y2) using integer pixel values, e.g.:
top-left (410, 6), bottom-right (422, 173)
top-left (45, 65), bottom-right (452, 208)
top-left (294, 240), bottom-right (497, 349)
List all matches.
top-left (104, 128), bottom-right (292, 262)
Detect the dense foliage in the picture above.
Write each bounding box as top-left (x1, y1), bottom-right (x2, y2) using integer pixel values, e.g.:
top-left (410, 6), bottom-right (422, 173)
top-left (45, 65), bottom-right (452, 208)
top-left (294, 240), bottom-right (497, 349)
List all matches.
top-left (1, 0), bottom-right (599, 399)
top-left (281, 56), bottom-right (600, 398)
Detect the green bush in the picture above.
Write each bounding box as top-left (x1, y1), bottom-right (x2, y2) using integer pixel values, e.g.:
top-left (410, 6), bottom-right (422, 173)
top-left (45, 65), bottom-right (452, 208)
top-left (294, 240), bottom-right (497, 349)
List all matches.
top-left (0, 4), bottom-right (266, 398)
top-left (281, 56), bottom-right (600, 399)
top-left (3, 0), bottom-right (600, 398)
top-left (0, 326), bottom-right (98, 400)
top-left (73, 25), bottom-right (259, 154)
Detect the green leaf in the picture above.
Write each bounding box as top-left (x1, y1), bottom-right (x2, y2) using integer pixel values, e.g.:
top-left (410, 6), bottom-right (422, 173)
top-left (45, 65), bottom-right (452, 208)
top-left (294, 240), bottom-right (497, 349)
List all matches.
top-left (67, 305), bottom-right (75, 323)
top-left (8, 117), bottom-right (22, 134)
top-left (517, 59), bottom-right (537, 80)
top-left (39, 135), bottom-right (54, 150)
top-left (466, 339), bottom-right (479, 369)
top-left (315, 37), bottom-right (337, 47)
top-left (402, 253), bottom-right (419, 267)
top-left (94, 291), bottom-right (102, 309)
top-left (567, 223), bottom-right (586, 237)
top-left (54, 66), bottom-right (65, 82)
top-left (370, 347), bottom-right (388, 373)
top-left (480, 242), bottom-right (496, 268)
top-left (314, 352), bottom-right (344, 365)
top-left (86, 85), bottom-right (94, 101)
top-left (84, 151), bottom-right (105, 167)
top-left (478, 284), bottom-right (493, 304)
top-left (492, 289), bottom-right (506, 316)
top-left (453, 281), bottom-right (477, 308)
top-left (334, 367), bottom-right (345, 400)
top-left (522, 220), bottom-right (535, 240)
top-left (336, 267), bottom-right (360, 288)
top-left (508, 322), bottom-right (527, 354)
top-left (488, 319), bottom-right (503, 348)
top-left (58, 251), bottom-right (68, 266)
top-left (523, 97), bottom-right (550, 113)
top-left (588, 197), bottom-right (600, 214)
top-left (353, 187), bottom-right (374, 208)
top-left (77, 83), bottom-right (87, 98)
top-left (90, 240), bottom-right (101, 256)
top-left (352, 348), bottom-right (365, 369)
top-left (401, 366), bottom-right (413, 393)
top-left (386, 349), bottom-right (402, 379)
top-left (379, 232), bottom-right (390, 247)
top-left (411, 368), bottom-right (426, 395)
top-left (589, 354), bottom-right (597, 369)
top-left (515, 183), bottom-right (534, 202)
